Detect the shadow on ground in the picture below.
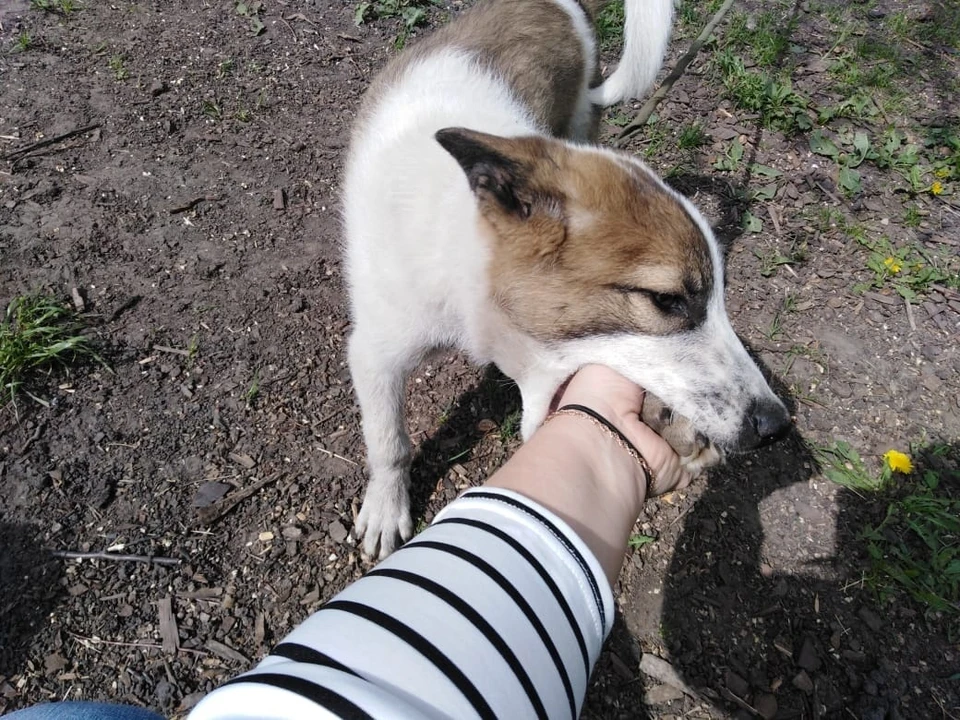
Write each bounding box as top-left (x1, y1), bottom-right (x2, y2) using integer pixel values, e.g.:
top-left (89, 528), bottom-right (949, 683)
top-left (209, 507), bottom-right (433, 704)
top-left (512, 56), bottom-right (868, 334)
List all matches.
top-left (0, 521), bottom-right (63, 681)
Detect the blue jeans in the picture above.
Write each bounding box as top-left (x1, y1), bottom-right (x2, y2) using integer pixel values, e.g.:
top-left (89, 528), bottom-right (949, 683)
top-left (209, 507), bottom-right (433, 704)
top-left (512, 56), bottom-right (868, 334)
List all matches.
top-left (6, 702), bottom-right (164, 720)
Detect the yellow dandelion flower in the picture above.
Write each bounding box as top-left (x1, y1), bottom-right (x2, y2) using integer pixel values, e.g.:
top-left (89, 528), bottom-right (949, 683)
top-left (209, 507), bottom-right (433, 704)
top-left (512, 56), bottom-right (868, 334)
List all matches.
top-left (930, 180), bottom-right (944, 196)
top-left (883, 449), bottom-right (913, 474)
top-left (934, 167), bottom-right (950, 179)
top-left (883, 256), bottom-right (902, 273)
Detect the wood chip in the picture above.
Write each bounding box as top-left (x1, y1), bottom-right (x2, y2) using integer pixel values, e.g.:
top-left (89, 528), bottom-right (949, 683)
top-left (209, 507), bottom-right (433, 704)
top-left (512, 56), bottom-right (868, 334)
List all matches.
top-left (205, 639), bottom-right (249, 664)
top-left (70, 287), bottom-right (85, 311)
top-left (158, 595), bottom-right (179, 654)
top-left (228, 452), bottom-right (256, 469)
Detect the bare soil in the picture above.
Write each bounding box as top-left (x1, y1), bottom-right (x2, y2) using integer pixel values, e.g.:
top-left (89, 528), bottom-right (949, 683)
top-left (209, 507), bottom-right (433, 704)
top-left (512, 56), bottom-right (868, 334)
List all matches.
top-left (1, 1), bottom-right (958, 719)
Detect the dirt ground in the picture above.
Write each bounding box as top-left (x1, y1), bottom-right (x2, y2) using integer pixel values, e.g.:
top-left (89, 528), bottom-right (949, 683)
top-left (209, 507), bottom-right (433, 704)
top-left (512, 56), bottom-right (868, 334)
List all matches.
top-left (1, 1), bottom-right (958, 718)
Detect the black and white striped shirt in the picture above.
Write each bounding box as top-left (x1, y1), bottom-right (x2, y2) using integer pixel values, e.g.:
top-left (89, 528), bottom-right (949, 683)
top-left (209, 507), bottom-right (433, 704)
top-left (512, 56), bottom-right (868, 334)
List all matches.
top-left (189, 488), bottom-right (614, 720)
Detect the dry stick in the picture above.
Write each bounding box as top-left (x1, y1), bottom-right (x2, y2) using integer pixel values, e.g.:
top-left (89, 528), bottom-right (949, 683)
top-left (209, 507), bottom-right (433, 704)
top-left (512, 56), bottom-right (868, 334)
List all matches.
top-left (197, 472), bottom-right (283, 526)
top-left (2, 123), bottom-right (101, 160)
top-left (615, 0), bottom-right (737, 146)
top-left (51, 550), bottom-right (181, 567)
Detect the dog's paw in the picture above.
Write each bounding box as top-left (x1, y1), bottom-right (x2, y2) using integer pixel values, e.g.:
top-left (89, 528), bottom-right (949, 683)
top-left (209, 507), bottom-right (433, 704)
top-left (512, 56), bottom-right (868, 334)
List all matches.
top-left (355, 479), bottom-right (414, 560)
top-left (641, 393), bottom-right (724, 479)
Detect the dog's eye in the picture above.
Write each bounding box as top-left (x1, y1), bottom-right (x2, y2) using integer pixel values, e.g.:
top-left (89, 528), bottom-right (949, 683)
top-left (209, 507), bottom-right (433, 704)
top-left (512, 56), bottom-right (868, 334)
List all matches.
top-left (650, 292), bottom-right (688, 316)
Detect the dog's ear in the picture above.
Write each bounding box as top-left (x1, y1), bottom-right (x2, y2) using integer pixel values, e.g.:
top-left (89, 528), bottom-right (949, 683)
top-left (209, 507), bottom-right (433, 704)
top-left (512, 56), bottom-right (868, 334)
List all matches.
top-left (435, 127), bottom-right (537, 219)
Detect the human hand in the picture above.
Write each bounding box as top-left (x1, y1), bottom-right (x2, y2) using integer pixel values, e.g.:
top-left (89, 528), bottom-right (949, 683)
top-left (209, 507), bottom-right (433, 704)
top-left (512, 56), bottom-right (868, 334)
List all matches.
top-left (554, 365), bottom-right (693, 497)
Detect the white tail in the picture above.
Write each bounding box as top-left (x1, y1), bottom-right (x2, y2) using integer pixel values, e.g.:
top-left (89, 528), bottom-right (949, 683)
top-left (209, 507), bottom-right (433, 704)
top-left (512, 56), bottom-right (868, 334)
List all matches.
top-left (589, 0), bottom-right (675, 107)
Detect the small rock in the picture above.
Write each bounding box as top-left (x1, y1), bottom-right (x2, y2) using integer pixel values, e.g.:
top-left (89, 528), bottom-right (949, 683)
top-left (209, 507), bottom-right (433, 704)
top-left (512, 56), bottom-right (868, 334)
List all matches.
top-left (282, 526), bottom-right (303, 540)
top-left (258, 531), bottom-right (275, 542)
top-left (755, 693), bottom-right (778, 720)
top-left (287, 296), bottom-right (306, 313)
top-left (476, 419), bottom-right (498, 433)
top-left (797, 637), bottom-right (821, 671)
top-left (867, 7), bottom-right (886, 18)
top-left (273, 188), bottom-right (287, 210)
top-left (44, 653), bottom-right (67, 674)
top-left (155, 679), bottom-right (174, 707)
top-left (858, 606), bottom-right (882, 632)
top-left (725, 670), bottom-right (750, 697)
top-left (149, 79), bottom-right (168, 96)
top-left (328, 520), bottom-right (349, 544)
top-left (645, 684), bottom-right (685, 705)
top-left (193, 482), bottom-right (231, 508)
top-left (792, 670), bottom-right (814, 693)
top-left (921, 344), bottom-right (941, 360)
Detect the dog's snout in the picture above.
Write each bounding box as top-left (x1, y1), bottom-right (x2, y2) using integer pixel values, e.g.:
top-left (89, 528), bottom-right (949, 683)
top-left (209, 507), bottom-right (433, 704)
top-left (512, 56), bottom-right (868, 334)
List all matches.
top-left (752, 399), bottom-right (791, 441)
top-left (739, 398), bottom-right (791, 449)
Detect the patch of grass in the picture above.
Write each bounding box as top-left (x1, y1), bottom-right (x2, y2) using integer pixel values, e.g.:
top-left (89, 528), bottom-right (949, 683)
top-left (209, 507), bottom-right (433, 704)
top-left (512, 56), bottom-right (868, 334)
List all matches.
top-left (724, 10), bottom-right (792, 66)
top-left (853, 234), bottom-right (959, 300)
top-left (713, 50), bottom-right (812, 133)
top-left (903, 204), bottom-right (922, 228)
top-left (499, 409), bottom-right (521, 442)
top-left (596, 0), bottom-right (625, 50)
top-left (12, 32), bottom-right (33, 53)
top-left (765, 292), bottom-right (797, 341)
top-left (108, 54), bottom-right (128, 81)
top-left (202, 99), bottom-right (223, 122)
top-left (0, 293), bottom-right (96, 405)
top-left (677, 122), bottom-right (708, 150)
top-left (861, 445), bottom-right (960, 626)
top-left (31, 0), bottom-right (80, 14)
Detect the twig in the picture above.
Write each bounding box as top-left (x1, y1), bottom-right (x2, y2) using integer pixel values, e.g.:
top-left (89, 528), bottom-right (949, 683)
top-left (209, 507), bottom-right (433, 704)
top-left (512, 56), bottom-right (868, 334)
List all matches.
top-left (168, 196), bottom-right (221, 214)
top-left (615, 0), bottom-right (737, 145)
top-left (50, 550), bottom-right (181, 566)
top-left (2, 123), bottom-right (101, 160)
top-left (904, 297), bottom-right (917, 332)
top-left (153, 344), bottom-right (191, 357)
top-left (316, 446), bottom-right (359, 467)
top-left (18, 420), bottom-right (46, 455)
top-left (196, 472), bottom-right (283, 526)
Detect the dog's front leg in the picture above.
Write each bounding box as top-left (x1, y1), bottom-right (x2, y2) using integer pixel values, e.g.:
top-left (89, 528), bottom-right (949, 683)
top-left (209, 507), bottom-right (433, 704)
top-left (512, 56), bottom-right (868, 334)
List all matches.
top-left (349, 332), bottom-right (417, 559)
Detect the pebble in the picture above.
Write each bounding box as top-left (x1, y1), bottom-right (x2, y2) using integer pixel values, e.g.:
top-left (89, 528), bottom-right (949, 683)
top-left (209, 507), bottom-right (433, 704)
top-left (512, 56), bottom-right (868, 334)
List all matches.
top-left (858, 606), bottom-right (882, 632)
top-left (645, 684), bottom-right (685, 704)
top-left (755, 693), bottom-right (778, 720)
top-left (725, 670), bottom-right (750, 697)
top-left (328, 520), bottom-right (349, 544)
top-left (797, 637), bottom-right (821, 671)
top-left (792, 670), bottom-right (814, 693)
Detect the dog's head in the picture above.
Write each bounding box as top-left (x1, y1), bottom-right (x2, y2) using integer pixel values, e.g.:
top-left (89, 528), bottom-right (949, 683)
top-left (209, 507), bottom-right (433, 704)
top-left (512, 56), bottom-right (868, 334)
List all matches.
top-left (436, 127), bottom-right (791, 455)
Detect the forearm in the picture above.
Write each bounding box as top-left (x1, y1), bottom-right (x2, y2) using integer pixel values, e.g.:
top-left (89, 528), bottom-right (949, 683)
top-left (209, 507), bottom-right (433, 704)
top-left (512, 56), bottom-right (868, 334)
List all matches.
top-left (485, 414), bottom-right (646, 586)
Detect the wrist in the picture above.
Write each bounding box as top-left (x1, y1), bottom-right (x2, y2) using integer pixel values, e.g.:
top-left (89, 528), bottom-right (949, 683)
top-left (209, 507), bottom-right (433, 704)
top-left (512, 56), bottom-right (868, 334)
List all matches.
top-left (542, 414), bottom-right (648, 511)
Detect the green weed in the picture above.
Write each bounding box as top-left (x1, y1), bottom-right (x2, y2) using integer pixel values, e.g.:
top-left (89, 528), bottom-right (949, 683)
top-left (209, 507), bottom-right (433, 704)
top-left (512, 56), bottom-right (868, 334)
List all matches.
top-left (499, 409), bottom-right (521, 442)
top-left (713, 50), bottom-right (812, 133)
top-left (31, 0), bottom-right (80, 14)
top-left (355, 0), bottom-right (440, 49)
top-left (814, 440), bottom-right (885, 493)
top-left (765, 292), bottom-right (797, 341)
top-left (853, 235), bottom-right (959, 300)
top-left (244, 370), bottom-right (260, 406)
top-left (862, 447), bottom-right (960, 625)
top-left (236, 1), bottom-right (265, 36)
top-left (628, 534), bottom-right (656, 549)
top-left (202, 99), bottom-right (223, 121)
top-left (677, 122), bottom-right (708, 151)
top-left (713, 137), bottom-right (744, 172)
top-left (724, 10), bottom-right (792, 66)
top-left (13, 32), bottom-right (33, 52)
top-left (754, 238), bottom-right (807, 278)
top-left (108, 54), bottom-right (128, 81)
top-left (0, 294), bottom-right (97, 405)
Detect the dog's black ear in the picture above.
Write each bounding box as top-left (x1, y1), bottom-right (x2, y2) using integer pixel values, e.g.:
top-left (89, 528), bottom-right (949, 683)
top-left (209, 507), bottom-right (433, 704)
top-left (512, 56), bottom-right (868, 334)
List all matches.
top-left (435, 127), bottom-right (530, 217)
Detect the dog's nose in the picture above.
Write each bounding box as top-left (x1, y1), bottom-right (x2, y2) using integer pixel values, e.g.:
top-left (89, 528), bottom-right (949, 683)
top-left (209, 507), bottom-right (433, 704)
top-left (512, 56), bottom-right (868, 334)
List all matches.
top-left (749, 398), bottom-right (791, 445)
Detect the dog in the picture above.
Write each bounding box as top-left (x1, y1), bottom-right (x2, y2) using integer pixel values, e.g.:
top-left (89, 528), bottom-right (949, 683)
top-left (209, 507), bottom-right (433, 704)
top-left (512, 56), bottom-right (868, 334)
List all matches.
top-left (344, 0), bottom-right (792, 558)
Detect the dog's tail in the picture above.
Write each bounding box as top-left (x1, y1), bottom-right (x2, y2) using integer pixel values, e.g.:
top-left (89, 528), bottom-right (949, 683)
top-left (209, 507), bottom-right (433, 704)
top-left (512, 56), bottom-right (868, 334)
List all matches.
top-left (588, 0), bottom-right (675, 107)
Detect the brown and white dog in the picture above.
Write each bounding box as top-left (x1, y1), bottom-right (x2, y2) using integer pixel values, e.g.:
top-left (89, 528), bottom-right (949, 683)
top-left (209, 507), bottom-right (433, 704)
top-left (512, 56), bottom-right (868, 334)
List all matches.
top-left (344, 0), bottom-right (791, 558)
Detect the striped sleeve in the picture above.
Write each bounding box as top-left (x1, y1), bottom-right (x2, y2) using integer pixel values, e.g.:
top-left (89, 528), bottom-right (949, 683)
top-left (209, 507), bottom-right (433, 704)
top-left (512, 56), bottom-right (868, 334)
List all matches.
top-left (187, 488), bottom-right (615, 720)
